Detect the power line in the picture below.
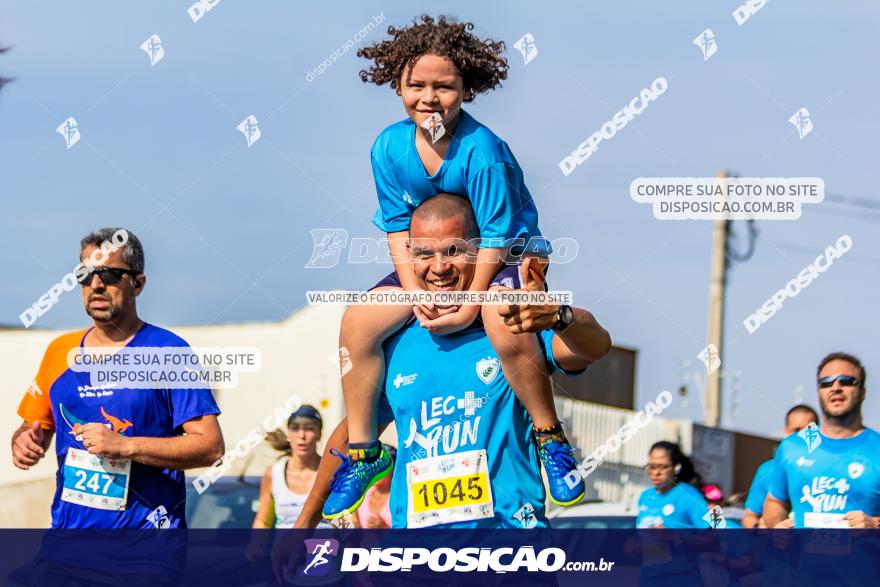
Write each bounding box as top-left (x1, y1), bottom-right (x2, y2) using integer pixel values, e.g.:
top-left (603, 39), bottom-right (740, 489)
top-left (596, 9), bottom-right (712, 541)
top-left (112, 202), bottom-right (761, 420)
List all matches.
top-left (826, 192), bottom-right (880, 211)
top-left (767, 239), bottom-right (880, 266)
top-left (810, 205), bottom-right (880, 222)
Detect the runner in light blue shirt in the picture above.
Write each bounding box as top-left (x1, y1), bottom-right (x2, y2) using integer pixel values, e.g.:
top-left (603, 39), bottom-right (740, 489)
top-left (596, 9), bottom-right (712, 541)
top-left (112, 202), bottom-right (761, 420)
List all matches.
top-left (742, 404), bottom-right (818, 528)
top-left (636, 441), bottom-right (709, 529)
top-left (763, 352), bottom-right (880, 529)
top-left (295, 195), bottom-right (612, 530)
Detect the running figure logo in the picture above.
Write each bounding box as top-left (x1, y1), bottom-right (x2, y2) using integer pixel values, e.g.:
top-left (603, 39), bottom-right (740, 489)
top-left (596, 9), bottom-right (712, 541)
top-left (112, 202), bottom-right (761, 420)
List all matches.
top-left (789, 107), bottom-right (814, 139)
top-left (421, 112), bottom-right (446, 144)
top-left (693, 29), bottom-right (717, 61)
top-left (140, 34), bottom-right (165, 66)
top-left (299, 539), bottom-right (340, 577)
top-left (513, 503), bottom-right (537, 528)
top-left (697, 344), bottom-right (721, 375)
top-left (236, 114), bottom-right (261, 147)
top-left (513, 33), bottom-right (538, 65)
top-left (146, 505), bottom-right (170, 528)
top-left (56, 117), bottom-right (80, 150)
top-left (702, 505), bottom-right (727, 529)
top-left (798, 422), bottom-right (822, 453)
top-left (305, 229), bottom-right (348, 268)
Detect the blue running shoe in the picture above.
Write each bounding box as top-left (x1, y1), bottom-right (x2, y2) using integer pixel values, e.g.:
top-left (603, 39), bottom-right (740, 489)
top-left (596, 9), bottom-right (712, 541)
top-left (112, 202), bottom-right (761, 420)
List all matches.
top-left (322, 446), bottom-right (393, 520)
top-left (538, 440), bottom-right (585, 506)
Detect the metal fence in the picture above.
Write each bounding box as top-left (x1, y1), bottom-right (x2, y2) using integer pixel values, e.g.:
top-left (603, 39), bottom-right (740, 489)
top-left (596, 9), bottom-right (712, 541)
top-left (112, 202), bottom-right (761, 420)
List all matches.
top-left (555, 396), bottom-right (691, 503)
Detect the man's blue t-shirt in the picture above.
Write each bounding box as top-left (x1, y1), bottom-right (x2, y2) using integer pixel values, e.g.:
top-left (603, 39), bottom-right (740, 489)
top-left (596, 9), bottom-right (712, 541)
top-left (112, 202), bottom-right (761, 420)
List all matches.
top-left (378, 322), bottom-right (581, 528)
top-left (768, 427), bottom-right (880, 527)
top-left (370, 109), bottom-right (548, 253)
top-left (745, 458), bottom-right (776, 515)
top-left (18, 323), bottom-right (221, 530)
top-left (636, 482), bottom-right (709, 528)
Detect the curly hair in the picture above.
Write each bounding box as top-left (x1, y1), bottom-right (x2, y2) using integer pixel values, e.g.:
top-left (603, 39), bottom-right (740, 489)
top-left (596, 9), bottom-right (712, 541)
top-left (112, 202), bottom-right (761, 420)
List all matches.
top-left (357, 14), bottom-right (508, 102)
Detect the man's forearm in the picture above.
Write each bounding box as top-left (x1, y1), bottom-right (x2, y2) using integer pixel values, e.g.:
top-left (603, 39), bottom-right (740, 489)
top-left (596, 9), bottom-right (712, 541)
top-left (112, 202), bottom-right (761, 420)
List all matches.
top-left (762, 498), bottom-right (789, 528)
top-left (557, 308), bottom-right (612, 362)
top-left (296, 418), bottom-right (350, 528)
top-left (124, 433), bottom-right (223, 470)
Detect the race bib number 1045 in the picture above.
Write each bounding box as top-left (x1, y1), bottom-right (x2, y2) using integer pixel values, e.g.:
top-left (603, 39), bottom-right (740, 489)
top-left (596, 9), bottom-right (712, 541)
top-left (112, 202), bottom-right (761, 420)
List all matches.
top-left (407, 449), bottom-right (493, 528)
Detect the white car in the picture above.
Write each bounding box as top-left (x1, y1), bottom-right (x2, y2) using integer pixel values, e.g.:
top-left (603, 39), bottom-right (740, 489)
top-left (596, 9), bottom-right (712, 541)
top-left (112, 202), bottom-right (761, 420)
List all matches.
top-left (547, 500), bottom-right (639, 529)
top-left (548, 500), bottom-right (746, 529)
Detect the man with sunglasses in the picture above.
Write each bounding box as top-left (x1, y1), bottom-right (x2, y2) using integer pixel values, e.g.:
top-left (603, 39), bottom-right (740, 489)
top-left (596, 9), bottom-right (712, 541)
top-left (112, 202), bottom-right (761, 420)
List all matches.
top-left (741, 404), bottom-right (819, 528)
top-left (763, 352), bottom-right (880, 529)
top-left (11, 228), bottom-right (224, 578)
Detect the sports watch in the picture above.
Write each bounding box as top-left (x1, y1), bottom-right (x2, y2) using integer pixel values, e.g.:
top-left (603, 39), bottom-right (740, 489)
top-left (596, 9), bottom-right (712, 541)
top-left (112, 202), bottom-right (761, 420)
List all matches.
top-left (553, 305), bottom-right (574, 331)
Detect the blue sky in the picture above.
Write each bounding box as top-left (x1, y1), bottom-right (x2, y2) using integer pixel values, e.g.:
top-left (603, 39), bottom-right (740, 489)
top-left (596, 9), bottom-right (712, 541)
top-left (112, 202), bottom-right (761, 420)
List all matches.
top-left (2, 1), bottom-right (879, 437)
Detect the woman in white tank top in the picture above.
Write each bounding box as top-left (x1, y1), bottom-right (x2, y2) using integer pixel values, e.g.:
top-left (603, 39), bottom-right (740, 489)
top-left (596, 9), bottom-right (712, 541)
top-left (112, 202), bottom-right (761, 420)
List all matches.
top-left (246, 405), bottom-right (329, 560)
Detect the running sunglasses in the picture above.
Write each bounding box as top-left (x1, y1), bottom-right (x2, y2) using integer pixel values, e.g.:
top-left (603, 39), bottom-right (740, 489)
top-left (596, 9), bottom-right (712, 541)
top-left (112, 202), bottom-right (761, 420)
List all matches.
top-left (818, 375), bottom-right (859, 388)
top-left (78, 267), bottom-right (139, 287)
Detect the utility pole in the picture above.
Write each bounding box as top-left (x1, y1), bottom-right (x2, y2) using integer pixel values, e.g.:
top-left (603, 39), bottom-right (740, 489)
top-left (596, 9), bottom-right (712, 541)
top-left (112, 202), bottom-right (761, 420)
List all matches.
top-left (705, 170), bottom-right (730, 428)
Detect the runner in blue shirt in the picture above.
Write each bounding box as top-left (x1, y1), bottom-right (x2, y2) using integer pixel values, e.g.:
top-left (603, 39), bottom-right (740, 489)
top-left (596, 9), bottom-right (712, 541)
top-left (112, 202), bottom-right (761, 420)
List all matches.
top-left (11, 228), bottom-right (224, 581)
top-left (636, 441), bottom-right (709, 529)
top-left (764, 352), bottom-right (880, 529)
top-left (289, 195), bottom-right (611, 535)
top-left (325, 16), bottom-right (581, 519)
top-left (632, 441), bottom-right (709, 585)
top-left (742, 404), bottom-right (818, 528)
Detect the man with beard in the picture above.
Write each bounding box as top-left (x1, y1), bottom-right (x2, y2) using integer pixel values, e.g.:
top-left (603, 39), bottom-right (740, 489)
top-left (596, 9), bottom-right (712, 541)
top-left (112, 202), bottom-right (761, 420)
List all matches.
top-left (11, 228), bottom-right (224, 582)
top-left (763, 352), bottom-right (880, 528)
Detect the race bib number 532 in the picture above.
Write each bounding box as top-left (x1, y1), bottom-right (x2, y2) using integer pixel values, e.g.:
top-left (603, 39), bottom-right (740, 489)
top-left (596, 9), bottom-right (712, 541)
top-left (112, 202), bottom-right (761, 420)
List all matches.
top-left (407, 449), bottom-right (493, 528)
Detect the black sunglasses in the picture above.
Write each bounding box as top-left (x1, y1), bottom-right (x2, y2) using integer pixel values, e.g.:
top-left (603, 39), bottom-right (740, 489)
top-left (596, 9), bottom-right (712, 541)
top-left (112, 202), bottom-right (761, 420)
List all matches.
top-left (78, 267), bottom-right (139, 287)
top-left (818, 375), bottom-right (860, 388)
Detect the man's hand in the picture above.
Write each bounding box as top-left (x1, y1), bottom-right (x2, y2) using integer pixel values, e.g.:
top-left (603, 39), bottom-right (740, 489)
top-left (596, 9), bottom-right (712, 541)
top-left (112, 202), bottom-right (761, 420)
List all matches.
top-left (272, 531), bottom-right (307, 583)
top-left (770, 517), bottom-right (794, 549)
top-left (12, 421), bottom-right (47, 470)
top-left (497, 257), bottom-right (557, 334)
top-left (244, 537), bottom-right (269, 562)
top-left (73, 423), bottom-right (131, 459)
top-left (844, 511), bottom-right (878, 529)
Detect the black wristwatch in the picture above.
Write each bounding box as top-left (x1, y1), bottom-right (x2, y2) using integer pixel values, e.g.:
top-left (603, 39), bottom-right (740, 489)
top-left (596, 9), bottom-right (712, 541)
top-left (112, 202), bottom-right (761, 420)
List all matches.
top-left (553, 305), bottom-right (574, 331)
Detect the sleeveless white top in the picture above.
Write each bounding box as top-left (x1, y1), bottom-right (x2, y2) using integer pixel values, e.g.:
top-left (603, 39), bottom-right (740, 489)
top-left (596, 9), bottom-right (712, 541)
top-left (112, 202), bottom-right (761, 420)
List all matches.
top-left (271, 457), bottom-right (332, 528)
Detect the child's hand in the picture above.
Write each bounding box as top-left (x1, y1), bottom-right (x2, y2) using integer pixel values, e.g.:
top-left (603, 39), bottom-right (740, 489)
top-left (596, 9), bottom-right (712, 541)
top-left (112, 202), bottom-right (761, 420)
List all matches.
top-left (415, 304), bottom-right (479, 334)
top-left (414, 302), bottom-right (459, 321)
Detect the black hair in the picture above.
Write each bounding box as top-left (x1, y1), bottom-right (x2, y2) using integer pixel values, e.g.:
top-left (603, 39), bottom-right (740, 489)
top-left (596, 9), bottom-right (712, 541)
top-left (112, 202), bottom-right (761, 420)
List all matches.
top-left (785, 404), bottom-right (819, 425)
top-left (650, 441), bottom-right (702, 486)
top-left (80, 227), bottom-right (144, 274)
top-left (411, 193), bottom-right (479, 241)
